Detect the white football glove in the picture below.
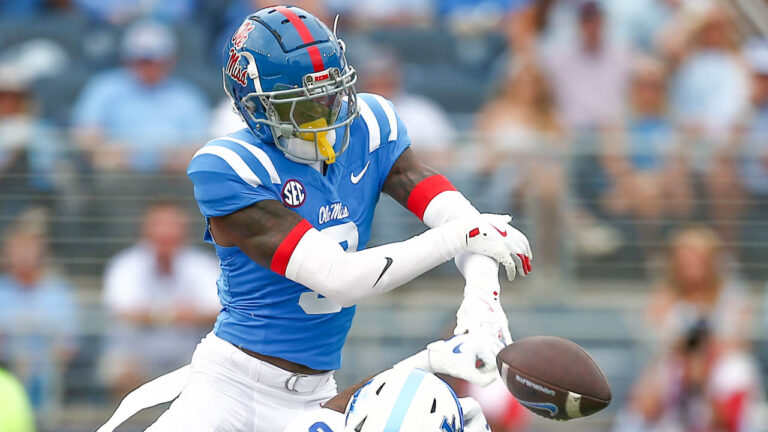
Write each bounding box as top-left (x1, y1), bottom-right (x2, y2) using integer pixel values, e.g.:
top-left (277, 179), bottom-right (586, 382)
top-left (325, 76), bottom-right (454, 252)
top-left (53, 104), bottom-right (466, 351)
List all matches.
top-left (479, 214), bottom-right (532, 280)
top-left (455, 292), bottom-right (513, 345)
top-left (461, 214), bottom-right (532, 281)
top-left (394, 333), bottom-right (503, 387)
top-left (460, 397), bottom-right (492, 432)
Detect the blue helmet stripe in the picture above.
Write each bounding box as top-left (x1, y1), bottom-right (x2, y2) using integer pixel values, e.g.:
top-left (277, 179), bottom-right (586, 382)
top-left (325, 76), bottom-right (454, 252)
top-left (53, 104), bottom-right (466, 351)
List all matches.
top-left (383, 369), bottom-right (428, 432)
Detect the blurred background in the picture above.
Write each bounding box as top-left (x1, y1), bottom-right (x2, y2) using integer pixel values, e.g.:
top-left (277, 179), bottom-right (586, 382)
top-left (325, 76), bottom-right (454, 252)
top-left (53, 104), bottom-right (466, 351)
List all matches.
top-left (1, 0), bottom-right (768, 430)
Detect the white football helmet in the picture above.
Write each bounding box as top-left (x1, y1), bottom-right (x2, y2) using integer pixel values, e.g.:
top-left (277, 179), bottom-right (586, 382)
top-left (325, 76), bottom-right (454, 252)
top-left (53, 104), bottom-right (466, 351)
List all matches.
top-left (344, 367), bottom-right (464, 432)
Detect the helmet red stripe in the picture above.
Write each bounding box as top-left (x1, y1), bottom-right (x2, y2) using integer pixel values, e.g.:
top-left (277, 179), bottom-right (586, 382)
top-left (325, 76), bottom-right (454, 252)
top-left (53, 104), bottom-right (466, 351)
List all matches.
top-left (274, 6), bottom-right (325, 72)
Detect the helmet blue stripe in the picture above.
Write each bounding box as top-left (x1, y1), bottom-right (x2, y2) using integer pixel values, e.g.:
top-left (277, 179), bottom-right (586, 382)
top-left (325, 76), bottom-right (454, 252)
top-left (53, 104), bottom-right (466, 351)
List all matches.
top-left (383, 369), bottom-right (428, 432)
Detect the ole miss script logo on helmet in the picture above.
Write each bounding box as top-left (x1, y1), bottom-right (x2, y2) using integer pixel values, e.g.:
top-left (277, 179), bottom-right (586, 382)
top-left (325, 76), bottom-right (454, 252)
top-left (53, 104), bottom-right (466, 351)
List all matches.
top-left (232, 20), bottom-right (255, 49)
top-left (226, 20), bottom-right (257, 86)
top-left (282, 180), bottom-right (306, 208)
top-left (226, 49), bottom-right (249, 86)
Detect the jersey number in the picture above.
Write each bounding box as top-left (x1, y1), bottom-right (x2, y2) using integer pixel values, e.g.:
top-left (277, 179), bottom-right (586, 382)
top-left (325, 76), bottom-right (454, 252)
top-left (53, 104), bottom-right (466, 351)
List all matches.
top-left (298, 222), bottom-right (359, 315)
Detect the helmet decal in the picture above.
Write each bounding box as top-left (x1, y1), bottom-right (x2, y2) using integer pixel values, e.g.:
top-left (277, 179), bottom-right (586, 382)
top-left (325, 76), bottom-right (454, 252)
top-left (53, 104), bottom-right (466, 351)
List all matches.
top-left (232, 20), bottom-right (256, 50)
top-left (225, 48), bottom-right (250, 86)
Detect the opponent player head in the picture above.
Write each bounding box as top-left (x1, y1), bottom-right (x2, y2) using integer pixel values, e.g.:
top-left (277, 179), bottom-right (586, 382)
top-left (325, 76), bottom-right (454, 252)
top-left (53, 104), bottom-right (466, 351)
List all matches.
top-left (344, 367), bottom-right (464, 432)
top-left (222, 5), bottom-right (358, 164)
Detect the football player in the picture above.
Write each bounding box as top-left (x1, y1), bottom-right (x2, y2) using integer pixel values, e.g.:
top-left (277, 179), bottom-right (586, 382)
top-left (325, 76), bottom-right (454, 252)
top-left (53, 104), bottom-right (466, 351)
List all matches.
top-left (121, 6), bottom-right (531, 431)
top-left (99, 334), bottom-right (500, 432)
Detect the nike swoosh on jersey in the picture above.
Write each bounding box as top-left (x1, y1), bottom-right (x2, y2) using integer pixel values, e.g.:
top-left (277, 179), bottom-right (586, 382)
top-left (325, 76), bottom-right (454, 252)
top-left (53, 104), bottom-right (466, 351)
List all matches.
top-left (373, 257), bottom-right (393, 287)
top-left (493, 226), bottom-right (507, 237)
top-left (350, 161), bottom-right (371, 184)
top-left (452, 343), bottom-right (463, 354)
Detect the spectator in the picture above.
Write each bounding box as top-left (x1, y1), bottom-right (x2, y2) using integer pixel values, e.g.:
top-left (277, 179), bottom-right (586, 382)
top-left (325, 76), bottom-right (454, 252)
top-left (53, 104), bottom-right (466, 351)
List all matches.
top-left (0, 64), bottom-right (64, 226)
top-left (475, 60), bottom-right (565, 271)
top-left (0, 367), bottom-right (35, 432)
top-left (668, 3), bottom-right (748, 143)
top-left (100, 201), bottom-right (219, 399)
top-left (601, 56), bottom-right (691, 251)
top-left (667, 4), bottom-right (749, 248)
top-left (360, 51), bottom-right (456, 172)
top-left (738, 39), bottom-right (768, 205)
top-left (0, 225), bottom-right (79, 411)
top-left (73, 0), bottom-right (198, 24)
top-left (615, 319), bottom-right (762, 432)
top-left (542, 0), bottom-right (632, 131)
top-left (646, 226), bottom-right (749, 350)
top-left (71, 20), bottom-right (210, 174)
top-left (736, 39), bottom-right (768, 271)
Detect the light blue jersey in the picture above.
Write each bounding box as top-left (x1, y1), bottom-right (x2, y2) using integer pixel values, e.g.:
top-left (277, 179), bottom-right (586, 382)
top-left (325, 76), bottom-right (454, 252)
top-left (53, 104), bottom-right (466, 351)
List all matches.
top-left (187, 94), bottom-right (411, 370)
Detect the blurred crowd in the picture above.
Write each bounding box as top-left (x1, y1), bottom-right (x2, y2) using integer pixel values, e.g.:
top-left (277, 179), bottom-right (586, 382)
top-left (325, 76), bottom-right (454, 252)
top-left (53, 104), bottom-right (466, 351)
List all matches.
top-left (1, 0), bottom-right (768, 431)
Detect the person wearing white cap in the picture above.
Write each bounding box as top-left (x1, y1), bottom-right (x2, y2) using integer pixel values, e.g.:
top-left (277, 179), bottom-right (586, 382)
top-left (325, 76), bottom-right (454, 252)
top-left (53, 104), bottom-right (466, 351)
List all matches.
top-left (0, 63), bottom-right (62, 223)
top-left (71, 20), bottom-right (210, 174)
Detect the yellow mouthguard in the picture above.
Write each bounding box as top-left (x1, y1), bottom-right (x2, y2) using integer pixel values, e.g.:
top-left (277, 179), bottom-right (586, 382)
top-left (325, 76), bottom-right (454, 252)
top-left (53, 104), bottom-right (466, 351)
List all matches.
top-left (299, 118), bottom-right (336, 164)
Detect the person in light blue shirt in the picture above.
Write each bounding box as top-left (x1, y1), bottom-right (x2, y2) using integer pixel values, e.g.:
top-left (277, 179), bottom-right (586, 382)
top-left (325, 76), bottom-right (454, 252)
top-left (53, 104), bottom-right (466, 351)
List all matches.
top-left (0, 226), bottom-right (79, 412)
top-left (670, 6), bottom-right (748, 143)
top-left (73, 0), bottom-right (198, 24)
top-left (71, 20), bottom-right (210, 173)
top-left (739, 40), bottom-right (768, 199)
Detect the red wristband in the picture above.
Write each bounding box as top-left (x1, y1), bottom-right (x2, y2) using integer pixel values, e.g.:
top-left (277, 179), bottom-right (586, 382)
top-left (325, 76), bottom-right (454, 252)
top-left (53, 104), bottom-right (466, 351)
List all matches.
top-left (406, 175), bottom-right (457, 220)
top-left (271, 219), bottom-right (313, 276)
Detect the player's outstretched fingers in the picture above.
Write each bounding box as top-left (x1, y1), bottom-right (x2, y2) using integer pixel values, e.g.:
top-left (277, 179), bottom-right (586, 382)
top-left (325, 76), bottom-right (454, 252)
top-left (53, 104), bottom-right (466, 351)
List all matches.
top-left (510, 253), bottom-right (525, 278)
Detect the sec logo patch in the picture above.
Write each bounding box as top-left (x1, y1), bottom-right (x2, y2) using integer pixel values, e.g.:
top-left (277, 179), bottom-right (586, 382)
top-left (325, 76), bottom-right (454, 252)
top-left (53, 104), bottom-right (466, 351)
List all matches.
top-left (282, 179), bottom-right (306, 207)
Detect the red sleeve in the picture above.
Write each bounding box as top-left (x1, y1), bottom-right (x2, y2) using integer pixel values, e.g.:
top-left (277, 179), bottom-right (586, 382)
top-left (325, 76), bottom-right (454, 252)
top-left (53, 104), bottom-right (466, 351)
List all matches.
top-left (406, 175), bottom-right (456, 220)
top-left (270, 219), bottom-right (314, 276)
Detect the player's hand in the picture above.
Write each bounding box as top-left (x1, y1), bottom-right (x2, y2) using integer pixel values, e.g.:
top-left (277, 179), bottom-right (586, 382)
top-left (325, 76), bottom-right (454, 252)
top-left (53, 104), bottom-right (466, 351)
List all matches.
top-left (461, 214), bottom-right (531, 281)
top-left (480, 214), bottom-right (532, 280)
top-left (460, 397), bottom-right (492, 432)
top-left (455, 292), bottom-right (513, 345)
top-left (425, 333), bottom-right (503, 387)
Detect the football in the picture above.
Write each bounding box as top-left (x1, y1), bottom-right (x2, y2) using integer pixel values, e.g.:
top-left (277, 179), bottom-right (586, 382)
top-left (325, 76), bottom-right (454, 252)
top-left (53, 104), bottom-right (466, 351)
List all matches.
top-left (496, 336), bottom-right (611, 421)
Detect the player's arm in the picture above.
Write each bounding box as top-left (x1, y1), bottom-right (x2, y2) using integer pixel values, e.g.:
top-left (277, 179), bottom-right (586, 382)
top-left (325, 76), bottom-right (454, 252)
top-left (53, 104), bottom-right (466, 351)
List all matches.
top-left (383, 147), bottom-right (531, 276)
top-left (209, 199), bottom-right (514, 307)
top-left (383, 147), bottom-right (532, 342)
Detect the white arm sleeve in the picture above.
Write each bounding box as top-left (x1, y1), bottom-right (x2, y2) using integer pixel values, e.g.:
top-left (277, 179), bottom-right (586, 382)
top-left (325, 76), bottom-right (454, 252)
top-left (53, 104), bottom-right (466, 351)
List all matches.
top-left (422, 191), bottom-right (501, 292)
top-left (284, 221), bottom-right (467, 307)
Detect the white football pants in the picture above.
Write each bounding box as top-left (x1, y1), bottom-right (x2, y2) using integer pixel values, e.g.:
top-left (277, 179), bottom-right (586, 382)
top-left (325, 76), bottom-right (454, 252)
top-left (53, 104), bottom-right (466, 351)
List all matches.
top-left (145, 332), bottom-right (338, 432)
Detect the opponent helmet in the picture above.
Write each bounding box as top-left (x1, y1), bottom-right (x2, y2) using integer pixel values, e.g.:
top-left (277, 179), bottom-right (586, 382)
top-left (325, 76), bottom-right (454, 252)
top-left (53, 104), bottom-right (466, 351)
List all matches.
top-left (344, 368), bottom-right (464, 432)
top-left (222, 5), bottom-right (358, 163)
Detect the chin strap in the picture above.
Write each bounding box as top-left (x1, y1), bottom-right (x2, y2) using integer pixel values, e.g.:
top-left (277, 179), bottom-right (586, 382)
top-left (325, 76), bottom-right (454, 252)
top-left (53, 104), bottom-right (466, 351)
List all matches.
top-left (299, 118), bottom-right (336, 163)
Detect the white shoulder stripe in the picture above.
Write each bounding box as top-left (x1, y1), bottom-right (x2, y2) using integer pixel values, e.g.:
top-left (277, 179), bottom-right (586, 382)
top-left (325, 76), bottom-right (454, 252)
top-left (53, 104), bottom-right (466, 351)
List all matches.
top-left (217, 137), bottom-right (281, 184)
top-left (358, 98), bottom-right (380, 153)
top-left (371, 94), bottom-right (398, 142)
top-left (192, 146), bottom-right (262, 188)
